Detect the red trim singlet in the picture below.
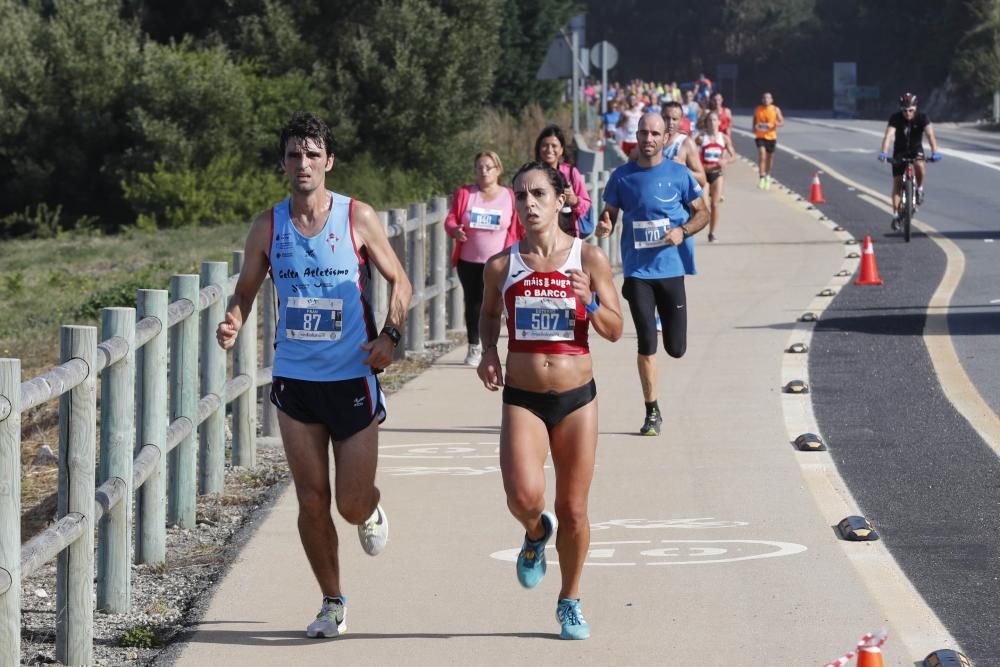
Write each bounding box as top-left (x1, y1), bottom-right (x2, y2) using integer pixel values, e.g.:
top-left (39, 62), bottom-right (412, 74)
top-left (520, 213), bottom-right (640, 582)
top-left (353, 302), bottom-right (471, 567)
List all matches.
top-left (502, 238), bottom-right (589, 355)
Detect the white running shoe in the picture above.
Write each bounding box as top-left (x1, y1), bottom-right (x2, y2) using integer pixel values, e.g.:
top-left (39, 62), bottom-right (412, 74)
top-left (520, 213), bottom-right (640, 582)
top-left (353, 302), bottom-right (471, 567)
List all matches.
top-left (358, 504), bottom-right (388, 556)
top-left (306, 596), bottom-right (347, 638)
top-left (464, 343), bottom-right (482, 367)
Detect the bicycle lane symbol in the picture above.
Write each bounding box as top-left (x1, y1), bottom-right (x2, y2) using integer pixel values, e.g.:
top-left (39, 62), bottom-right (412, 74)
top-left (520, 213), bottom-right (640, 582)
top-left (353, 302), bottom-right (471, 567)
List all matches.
top-left (489, 518), bottom-right (807, 566)
top-left (379, 441), bottom-right (552, 477)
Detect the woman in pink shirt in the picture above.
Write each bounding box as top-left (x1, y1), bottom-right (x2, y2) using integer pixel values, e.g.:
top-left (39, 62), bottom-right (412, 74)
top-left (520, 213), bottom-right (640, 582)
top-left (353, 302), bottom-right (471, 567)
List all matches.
top-left (445, 150), bottom-right (521, 366)
top-left (534, 125), bottom-right (593, 238)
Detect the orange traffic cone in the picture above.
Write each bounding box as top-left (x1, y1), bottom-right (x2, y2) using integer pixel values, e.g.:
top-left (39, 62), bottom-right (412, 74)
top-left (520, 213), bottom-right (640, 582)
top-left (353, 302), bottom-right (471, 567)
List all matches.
top-left (809, 171), bottom-right (826, 204)
top-left (856, 645), bottom-right (885, 667)
top-left (854, 235), bottom-right (884, 285)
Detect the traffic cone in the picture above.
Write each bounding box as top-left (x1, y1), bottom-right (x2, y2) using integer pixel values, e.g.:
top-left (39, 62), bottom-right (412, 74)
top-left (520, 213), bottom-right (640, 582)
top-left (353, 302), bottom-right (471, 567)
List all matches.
top-left (809, 171), bottom-right (826, 204)
top-left (854, 235), bottom-right (884, 285)
top-left (856, 645), bottom-right (885, 667)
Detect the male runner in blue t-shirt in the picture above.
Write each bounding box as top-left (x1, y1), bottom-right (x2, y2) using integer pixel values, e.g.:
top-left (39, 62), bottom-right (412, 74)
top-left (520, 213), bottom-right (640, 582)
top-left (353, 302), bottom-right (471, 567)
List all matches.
top-left (596, 112), bottom-right (709, 436)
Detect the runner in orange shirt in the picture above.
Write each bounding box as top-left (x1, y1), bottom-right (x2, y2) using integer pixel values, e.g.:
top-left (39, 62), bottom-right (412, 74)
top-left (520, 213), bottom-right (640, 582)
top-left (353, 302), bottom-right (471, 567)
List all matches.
top-left (752, 92), bottom-right (784, 190)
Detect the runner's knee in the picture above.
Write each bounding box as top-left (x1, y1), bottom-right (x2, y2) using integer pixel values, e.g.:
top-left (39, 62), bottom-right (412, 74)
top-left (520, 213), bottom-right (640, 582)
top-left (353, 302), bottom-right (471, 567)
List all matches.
top-left (297, 487), bottom-right (332, 519)
top-left (553, 498), bottom-right (588, 533)
top-left (506, 488), bottom-right (545, 518)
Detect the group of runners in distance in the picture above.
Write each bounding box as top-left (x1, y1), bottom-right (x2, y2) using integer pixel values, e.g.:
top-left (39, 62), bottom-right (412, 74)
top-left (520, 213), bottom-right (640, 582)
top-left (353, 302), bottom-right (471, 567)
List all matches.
top-left (215, 82), bottom-right (943, 642)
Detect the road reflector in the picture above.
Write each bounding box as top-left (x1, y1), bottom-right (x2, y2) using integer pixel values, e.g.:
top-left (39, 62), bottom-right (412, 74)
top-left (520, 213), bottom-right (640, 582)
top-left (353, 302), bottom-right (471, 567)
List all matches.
top-left (794, 433), bottom-right (826, 451)
top-left (838, 516), bottom-right (878, 541)
top-left (787, 342), bottom-right (808, 354)
top-left (923, 649), bottom-right (972, 666)
top-left (834, 225), bottom-right (845, 231)
top-left (845, 239), bottom-right (858, 245)
top-left (784, 380), bottom-right (809, 394)
top-left (800, 312), bottom-right (817, 322)
top-left (847, 251), bottom-right (861, 259)
top-left (836, 270), bottom-right (850, 277)
top-left (818, 288), bottom-right (836, 297)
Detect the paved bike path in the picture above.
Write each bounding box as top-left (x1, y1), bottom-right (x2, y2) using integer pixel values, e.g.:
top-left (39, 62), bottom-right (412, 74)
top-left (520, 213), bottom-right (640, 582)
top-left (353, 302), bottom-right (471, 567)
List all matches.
top-left (165, 165), bottom-right (948, 666)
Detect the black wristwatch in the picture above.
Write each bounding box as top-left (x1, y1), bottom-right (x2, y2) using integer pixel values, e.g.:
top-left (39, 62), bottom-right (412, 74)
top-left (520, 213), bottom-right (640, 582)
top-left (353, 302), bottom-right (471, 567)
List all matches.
top-left (381, 325), bottom-right (402, 348)
top-left (680, 224), bottom-right (692, 238)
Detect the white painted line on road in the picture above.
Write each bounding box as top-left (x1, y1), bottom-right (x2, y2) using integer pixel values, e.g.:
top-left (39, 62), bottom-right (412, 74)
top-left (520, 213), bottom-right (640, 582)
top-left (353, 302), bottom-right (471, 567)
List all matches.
top-left (991, 299), bottom-right (1000, 304)
top-left (489, 538), bottom-right (807, 567)
top-left (986, 239), bottom-right (995, 243)
top-left (790, 117), bottom-right (1000, 174)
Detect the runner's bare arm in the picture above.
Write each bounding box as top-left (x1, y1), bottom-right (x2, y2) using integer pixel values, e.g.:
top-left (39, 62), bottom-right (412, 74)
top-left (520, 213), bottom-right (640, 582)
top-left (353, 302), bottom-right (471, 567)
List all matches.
top-left (775, 106), bottom-right (785, 127)
top-left (217, 211), bottom-right (271, 350)
top-left (576, 245), bottom-right (623, 342)
top-left (477, 252), bottom-right (508, 391)
top-left (724, 135), bottom-right (737, 163)
top-left (352, 201), bottom-right (413, 369)
top-left (596, 204), bottom-right (620, 239)
top-left (683, 138), bottom-right (708, 188)
top-left (665, 195), bottom-right (710, 247)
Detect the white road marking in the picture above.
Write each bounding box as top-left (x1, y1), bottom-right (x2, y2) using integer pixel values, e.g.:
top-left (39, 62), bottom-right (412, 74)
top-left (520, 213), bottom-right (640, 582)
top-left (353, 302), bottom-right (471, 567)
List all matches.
top-left (790, 117), bottom-right (1000, 174)
top-left (489, 539), bottom-right (807, 566)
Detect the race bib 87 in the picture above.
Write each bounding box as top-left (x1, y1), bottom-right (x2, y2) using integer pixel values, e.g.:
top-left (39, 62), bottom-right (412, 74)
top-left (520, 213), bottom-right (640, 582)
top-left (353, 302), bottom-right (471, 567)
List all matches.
top-left (284, 297), bottom-right (343, 341)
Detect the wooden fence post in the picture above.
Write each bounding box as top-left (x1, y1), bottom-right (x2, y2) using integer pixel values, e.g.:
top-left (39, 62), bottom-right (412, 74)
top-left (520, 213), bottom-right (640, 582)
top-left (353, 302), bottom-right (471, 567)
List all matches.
top-left (407, 203), bottom-right (426, 353)
top-left (96, 308), bottom-right (135, 613)
top-left (428, 196), bottom-right (448, 343)
top-left (387, 209), bottom-right (407, 360)
top-left (232, 251), bottom-right (257, 467)
top-left (371, 211), bottom-right (391, 327)
top-left (135, 289), bottom-right (168, 564)
top-left (260, 276), bottom-right (278, 438)
top-left (0, 358), bottom-right (21, 665)
top-left (169, 275), bottom-right (199, 528)
top-left (200, 262), bottom-right (228, 493)
top-left (55, 325), bottom-right (96, 666)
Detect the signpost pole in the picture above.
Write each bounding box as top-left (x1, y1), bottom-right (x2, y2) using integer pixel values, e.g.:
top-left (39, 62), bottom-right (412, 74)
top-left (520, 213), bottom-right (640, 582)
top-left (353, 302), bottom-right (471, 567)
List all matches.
top-left (571, 30), bottom-right (579, 133)
top-left (601, 42), bottom-right (608, 116)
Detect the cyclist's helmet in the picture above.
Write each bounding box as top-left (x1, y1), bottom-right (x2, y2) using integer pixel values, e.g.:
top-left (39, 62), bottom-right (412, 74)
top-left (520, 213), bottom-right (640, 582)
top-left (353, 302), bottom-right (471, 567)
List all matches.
top-left (898, 92), bottom-right (918, 108)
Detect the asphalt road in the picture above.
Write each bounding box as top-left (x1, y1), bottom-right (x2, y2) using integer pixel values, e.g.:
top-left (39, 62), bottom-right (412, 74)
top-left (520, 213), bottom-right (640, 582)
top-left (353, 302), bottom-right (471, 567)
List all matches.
top-left (732, 117), bottom-right (1000, 665)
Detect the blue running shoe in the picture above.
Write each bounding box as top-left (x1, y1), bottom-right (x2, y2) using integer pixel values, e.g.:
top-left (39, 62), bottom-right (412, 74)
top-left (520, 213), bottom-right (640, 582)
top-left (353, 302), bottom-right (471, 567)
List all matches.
top-left (516, 511), bottom-right (554, 588)
top-left (556, 598), bottom-right (590, 640)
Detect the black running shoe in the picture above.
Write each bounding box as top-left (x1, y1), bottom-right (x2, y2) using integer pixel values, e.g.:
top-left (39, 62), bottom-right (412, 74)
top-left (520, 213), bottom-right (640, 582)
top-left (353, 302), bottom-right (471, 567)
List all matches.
top-left (916, 187), bottom-right (924, 206)
top-left (640, 409), bottom-right (662, 436)
top-left (890, 215), bottom-right (900, 231)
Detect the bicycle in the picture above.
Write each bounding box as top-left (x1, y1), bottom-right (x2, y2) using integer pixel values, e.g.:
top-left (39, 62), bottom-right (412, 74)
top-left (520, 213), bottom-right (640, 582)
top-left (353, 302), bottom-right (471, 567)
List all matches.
top-left (881, 153), bottom-right (939, 243)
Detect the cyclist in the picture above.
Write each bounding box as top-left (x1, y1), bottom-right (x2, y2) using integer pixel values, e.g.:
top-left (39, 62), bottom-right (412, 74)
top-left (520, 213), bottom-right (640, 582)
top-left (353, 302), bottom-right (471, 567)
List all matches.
top-left (878, 92), bottom-right (942, 230)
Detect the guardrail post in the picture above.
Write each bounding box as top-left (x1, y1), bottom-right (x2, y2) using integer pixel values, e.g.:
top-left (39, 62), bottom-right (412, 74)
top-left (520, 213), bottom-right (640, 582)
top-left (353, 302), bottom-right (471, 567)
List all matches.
top-left (428, 196), bottom-right (448, 343)
top-left (96, 308), bottom-right (135, 613)
top-left (407, 202), bottom-right (427, 353)
top-left (135, 289), bottom-right (168, 564)
top-left (232, 251), bottom-right (257, 467)
top-left (200, 262), bottom-right (228, 492)
top-left (388, 209), bottom-right (407, 361)
top-left (169, 275), bottom-right (200, 527)
top-left (0, 358), bottom-right (21, 665)
top-left (56, 325), bottom-right (96, 666)
top-left (372, 211), bottom-right (391, 327)
top-left (260, 276), bottom-right (278, 438)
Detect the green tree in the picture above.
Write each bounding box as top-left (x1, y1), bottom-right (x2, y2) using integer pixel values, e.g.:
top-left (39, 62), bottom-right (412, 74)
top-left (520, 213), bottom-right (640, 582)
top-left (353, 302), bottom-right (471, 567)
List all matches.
top-left (492, 0), bottom-right (578, 112)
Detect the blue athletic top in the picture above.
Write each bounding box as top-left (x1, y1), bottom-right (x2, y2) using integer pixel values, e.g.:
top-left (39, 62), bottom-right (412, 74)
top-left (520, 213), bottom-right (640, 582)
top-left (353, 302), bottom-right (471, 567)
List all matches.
top-left (270, 192), bottom-right (377, 381)
top-left (603, 159), bottom-right (703, 279)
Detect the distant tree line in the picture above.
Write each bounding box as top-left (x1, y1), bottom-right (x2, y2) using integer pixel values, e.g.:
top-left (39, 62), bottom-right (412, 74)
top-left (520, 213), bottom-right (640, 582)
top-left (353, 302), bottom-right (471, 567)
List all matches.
top-left (0, 0), bottom-right (576, 238)
top-left (586, 0), bottom-right (999, 116)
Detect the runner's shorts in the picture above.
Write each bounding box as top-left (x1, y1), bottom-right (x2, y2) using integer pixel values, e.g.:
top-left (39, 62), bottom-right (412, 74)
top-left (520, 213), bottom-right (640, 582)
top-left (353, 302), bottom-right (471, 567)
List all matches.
top-left (503, 379), bottom-right (597, 430)
top-left (754, 138), bottom-right (776, 153)
top-left (271, 375), bottom-right (386, 441)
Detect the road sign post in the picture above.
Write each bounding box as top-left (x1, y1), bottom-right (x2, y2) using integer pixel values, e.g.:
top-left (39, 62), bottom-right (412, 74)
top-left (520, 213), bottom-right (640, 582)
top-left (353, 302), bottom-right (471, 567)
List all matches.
top-left (591, 40), bottom-right (618, 116)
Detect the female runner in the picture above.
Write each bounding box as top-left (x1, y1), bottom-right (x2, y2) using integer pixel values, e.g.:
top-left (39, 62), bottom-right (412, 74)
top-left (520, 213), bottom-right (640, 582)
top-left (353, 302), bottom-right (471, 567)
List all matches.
top-left (477, 161), bottom-right (623, 639)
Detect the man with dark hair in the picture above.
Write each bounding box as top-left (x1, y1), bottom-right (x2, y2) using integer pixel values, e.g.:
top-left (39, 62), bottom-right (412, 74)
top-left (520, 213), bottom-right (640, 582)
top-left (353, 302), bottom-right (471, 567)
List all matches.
top-left (217, 111), bottom-right (412, 638)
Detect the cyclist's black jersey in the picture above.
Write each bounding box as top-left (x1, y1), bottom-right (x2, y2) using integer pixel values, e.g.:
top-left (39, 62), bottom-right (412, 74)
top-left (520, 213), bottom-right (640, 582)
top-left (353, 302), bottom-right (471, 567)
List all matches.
top-left (888, 110), bottom-right (930, 155)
